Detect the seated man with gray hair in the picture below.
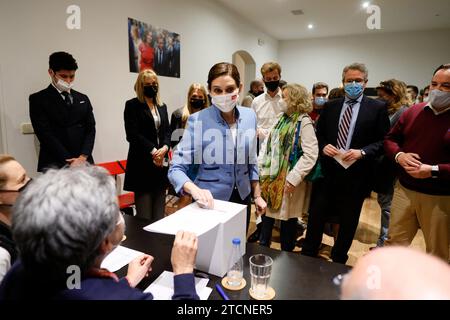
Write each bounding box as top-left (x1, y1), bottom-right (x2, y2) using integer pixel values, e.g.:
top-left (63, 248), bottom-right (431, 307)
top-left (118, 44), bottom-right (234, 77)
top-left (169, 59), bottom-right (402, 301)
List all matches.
top-left (0, 165), bottom-right (199, 300)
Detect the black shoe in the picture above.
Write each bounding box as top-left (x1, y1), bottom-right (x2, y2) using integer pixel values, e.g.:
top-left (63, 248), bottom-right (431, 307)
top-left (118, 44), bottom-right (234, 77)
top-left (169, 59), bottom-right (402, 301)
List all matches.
top-left (296, 237), bottom-right (305, 248)
top-left (297, 220), bottom-right (306, 237)
top-left (247, 230), bottom-right (260, 243)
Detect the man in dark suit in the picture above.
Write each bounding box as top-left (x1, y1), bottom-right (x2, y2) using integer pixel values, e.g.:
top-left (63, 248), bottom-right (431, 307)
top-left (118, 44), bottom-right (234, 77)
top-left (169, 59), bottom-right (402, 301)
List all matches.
top-left (301, 63), bottom-right (390, 264)
top-left (154, 37), bottom-right (168, 76)
top-left (29, 52), bottom-right (96, 172)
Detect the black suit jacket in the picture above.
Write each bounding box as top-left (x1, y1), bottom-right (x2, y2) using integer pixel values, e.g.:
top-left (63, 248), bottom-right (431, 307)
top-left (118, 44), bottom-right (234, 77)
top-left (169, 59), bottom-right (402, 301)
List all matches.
top-left (29, 85), bottom-right (96, 172)
top-left (169, 107), bottom-right (184, 148)
top-left (316, 95), bottom-right (389, 193)
top-left (123, 98), bottom-right (171, 192)
top-left (154, 47), bottom-right (168, 76)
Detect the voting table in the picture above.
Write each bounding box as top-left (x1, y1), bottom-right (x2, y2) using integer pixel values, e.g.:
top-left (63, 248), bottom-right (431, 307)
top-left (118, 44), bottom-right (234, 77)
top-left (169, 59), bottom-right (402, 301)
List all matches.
top-left (118, 213), bottom-right (350, 300)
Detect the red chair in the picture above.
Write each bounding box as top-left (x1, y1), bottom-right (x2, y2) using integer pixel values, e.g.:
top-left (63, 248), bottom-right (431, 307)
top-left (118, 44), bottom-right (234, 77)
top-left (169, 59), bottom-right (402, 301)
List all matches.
top-left (96, 160), bottom-right (135, 211)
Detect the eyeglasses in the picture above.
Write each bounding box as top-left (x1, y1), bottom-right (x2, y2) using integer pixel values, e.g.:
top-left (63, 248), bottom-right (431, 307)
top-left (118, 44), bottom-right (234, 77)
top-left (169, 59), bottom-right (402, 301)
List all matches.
top-left (0, 177), bottom-right (32, 193)
top-left (116, 212), bottom-right (125, 226)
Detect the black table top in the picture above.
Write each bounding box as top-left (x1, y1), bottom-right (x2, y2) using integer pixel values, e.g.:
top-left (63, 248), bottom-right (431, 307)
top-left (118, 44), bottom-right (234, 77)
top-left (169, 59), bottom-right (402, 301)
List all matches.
top-left (119, 215), bottom-right (350, 300)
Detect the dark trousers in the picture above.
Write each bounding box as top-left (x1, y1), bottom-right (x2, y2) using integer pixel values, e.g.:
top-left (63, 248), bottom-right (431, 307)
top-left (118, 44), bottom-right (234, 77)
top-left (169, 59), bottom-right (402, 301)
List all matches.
top-left (135, 189), bottom-right (166, 223)
top-left (259, 216), bottom-right (298, 251)
top-left (301, 177), bottom-right (366, 264)
top-left (229, 187), bottom-right (251, 233)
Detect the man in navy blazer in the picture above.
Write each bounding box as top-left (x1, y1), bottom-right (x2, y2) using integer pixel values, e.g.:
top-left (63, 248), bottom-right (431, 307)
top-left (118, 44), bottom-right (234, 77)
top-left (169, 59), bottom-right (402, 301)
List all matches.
top-left (154, 37), bottom-right (168, 76)
top-left (29, 52), bottom-right (96, 172)
top-left (302, 63), bottom-right (390, 264)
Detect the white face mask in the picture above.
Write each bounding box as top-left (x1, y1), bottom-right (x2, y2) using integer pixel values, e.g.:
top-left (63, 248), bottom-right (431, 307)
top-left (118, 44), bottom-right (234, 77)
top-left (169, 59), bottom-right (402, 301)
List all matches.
top-left (211, 91), bottom-right (239, 113)
top-left (55, 78), bottom-right (74, 92)
top-left (429, 89), bottom-right (450, 111)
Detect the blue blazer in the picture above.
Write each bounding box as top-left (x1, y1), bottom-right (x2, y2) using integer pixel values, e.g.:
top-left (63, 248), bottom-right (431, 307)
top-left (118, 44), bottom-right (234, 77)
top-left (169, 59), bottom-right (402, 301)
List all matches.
top-left (168, 105), bottom-right (259, 201)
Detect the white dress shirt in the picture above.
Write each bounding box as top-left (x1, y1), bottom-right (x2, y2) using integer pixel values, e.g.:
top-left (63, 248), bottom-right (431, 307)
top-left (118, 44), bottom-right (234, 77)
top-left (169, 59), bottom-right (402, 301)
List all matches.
top-left (251, 89), bottom-right (284, 143)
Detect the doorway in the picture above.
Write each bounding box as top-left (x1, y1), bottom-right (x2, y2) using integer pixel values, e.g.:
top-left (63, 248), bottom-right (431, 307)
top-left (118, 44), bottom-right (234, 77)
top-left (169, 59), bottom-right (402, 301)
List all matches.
top-left (232, 50), bottom-right (256, 104)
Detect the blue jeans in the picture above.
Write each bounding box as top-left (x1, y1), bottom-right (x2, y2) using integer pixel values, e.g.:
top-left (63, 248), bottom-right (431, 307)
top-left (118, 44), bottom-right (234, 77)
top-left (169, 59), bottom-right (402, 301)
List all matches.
top-left (376, 191), bottom-right (393, 247)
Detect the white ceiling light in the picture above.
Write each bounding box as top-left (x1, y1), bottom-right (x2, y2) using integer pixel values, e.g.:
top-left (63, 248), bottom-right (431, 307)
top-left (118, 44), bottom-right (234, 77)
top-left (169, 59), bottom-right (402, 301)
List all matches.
top-left (362, 2), bottom-right (370, 8)
top-left (308, 24), bottom-right (314, 29)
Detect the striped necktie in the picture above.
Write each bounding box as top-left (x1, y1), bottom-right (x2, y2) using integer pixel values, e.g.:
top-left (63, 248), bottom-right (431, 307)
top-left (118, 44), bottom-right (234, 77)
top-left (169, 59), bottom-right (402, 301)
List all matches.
top-left (336, 100), bottom-right (357, 150)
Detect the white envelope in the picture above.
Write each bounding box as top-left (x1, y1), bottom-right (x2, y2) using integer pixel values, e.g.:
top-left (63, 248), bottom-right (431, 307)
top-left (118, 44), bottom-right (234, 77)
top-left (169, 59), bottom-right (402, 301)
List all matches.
top-left (333, 148), bottom-right (357, 169)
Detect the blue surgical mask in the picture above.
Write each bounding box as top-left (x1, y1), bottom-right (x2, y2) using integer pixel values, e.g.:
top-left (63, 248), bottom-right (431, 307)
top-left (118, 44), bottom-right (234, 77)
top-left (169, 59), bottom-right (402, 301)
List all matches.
top-left (344, 82), bottom-right (364, 99)
top-left (314, 97), bottom-right (327, 106)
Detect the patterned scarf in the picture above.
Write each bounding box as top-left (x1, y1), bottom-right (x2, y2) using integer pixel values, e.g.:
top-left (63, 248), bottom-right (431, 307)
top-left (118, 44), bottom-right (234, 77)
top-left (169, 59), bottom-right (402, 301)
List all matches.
top-left (260, 112), bottom-right (300, 210)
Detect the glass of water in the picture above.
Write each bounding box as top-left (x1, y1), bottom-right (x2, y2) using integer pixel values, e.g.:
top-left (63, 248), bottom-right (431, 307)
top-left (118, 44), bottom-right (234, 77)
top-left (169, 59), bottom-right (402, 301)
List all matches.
top-left (249, 254), bottom-right (273, 299)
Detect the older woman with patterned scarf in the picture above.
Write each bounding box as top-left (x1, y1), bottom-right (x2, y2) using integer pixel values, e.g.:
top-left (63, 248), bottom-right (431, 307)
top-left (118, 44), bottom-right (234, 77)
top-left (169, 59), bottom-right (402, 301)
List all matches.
top-left (258, 84), bottom-right (319, 251)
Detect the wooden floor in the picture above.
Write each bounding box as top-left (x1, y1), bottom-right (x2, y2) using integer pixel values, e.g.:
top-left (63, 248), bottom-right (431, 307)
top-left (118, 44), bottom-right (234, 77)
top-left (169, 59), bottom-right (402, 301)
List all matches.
top-left (165, 192), bottom-right (426, 267)
top-left (247, 192), bottom-right (426, 267)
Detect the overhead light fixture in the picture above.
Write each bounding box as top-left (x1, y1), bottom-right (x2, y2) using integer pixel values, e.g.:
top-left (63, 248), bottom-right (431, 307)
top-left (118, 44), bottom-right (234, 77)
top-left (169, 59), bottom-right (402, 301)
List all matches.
top-left (362, 1), bottom-right (370, 8)
top-left (308, 24), bottom-right (314, 29)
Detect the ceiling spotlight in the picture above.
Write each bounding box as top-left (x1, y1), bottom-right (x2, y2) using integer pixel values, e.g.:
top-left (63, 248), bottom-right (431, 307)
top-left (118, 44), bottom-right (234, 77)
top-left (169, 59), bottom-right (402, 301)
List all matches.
top-left (308, 24), bottom-right (314, 29)
top-left (362, 2), bottom-right (370, 8)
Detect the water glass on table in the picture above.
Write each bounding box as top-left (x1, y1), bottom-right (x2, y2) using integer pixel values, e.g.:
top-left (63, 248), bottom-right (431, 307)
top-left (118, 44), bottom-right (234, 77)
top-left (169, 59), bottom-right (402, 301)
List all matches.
top-left (249, 254), bottom-right (273, 299)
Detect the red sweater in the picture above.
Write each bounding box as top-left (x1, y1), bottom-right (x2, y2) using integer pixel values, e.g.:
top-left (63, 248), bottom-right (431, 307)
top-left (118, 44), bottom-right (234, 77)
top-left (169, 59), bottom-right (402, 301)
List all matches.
top-left (384, 102), bottom-right (450, 195)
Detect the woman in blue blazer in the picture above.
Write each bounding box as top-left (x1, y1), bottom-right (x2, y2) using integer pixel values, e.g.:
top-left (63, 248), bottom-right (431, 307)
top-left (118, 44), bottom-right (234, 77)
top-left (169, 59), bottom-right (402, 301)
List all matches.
top-left (168, 62), bottom-right (266, 231)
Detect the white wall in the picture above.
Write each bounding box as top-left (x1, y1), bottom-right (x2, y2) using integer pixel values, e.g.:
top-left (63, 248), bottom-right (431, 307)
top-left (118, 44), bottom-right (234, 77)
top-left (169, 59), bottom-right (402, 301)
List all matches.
top-left (279, 29), bottom-right (450, 92)
top-left (0, 0), bottom-right (278, 176)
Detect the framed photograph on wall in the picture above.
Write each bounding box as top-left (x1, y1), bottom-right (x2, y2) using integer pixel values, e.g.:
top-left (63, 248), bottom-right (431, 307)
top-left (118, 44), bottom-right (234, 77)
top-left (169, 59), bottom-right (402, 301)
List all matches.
top-left (128, 17), bottom-right (180, 78)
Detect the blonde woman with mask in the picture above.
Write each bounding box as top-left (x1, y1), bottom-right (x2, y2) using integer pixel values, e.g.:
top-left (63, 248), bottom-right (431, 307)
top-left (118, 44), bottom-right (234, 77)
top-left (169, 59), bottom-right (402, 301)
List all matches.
top-left (170, 83), bottom-right (209, 148)
top-left (258, 84), bottom-right (319, 251)
top-left (124, 69), bottom-right (171, 222)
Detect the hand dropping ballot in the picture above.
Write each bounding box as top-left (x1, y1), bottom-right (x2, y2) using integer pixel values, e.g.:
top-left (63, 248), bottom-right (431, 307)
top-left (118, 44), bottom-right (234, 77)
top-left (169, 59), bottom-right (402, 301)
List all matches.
top-left (144, 200), bottom-right (247, 277)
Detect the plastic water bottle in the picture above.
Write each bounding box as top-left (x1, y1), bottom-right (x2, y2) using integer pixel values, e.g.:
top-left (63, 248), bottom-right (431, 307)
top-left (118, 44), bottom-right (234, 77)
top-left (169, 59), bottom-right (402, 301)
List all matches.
top-left (227, 238), bottom-right (243, 287)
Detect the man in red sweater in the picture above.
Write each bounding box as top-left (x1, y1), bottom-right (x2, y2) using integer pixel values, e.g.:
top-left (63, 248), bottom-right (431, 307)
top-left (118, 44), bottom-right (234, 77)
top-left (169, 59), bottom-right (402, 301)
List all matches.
top-left (384, 64), bottom-right (450, 262)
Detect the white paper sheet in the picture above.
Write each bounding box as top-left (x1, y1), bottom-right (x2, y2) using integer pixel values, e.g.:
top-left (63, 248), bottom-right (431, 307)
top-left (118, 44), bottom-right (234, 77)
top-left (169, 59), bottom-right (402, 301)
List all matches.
top-left (333, 148), bottom-right (357, 169)
top-left (143, 200), bottom-right (243, 236)
top-left (100, 245), bottom-right (144, 272)
top-left (144, 271), bottom-right (212, 300)
top-left (144, 199), bottom-right (247, 277)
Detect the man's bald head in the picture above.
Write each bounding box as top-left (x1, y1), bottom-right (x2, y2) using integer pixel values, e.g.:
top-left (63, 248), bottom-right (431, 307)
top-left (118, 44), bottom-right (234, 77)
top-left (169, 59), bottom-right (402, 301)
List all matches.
top-left (341, 247), bottom-right (450, 300)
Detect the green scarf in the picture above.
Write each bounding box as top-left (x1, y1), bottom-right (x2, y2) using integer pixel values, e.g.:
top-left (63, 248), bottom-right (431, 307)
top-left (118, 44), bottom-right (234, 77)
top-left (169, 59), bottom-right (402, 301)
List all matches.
top-left (260, 112), bottom-right (300, 210)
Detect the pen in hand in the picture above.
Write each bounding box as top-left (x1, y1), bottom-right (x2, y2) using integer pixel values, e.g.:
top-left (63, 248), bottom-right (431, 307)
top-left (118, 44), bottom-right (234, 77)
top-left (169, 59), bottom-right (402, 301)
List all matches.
top-left (215, 284), bottom-right (230, 300)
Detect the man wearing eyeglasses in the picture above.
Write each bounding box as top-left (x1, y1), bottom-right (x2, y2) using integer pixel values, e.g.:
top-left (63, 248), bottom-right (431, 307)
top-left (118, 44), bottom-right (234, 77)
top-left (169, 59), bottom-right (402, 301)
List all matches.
top-left (0, 155), bottom-right (31, 283)
top-left (302, 63), bottom-right (390, 264)
top-left (384, 64), bottom-right (450, 262)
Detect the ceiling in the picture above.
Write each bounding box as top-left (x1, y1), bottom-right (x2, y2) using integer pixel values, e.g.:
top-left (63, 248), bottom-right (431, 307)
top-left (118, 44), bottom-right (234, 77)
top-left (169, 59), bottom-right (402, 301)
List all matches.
top-left (216, 0), bottom-right (450, 40)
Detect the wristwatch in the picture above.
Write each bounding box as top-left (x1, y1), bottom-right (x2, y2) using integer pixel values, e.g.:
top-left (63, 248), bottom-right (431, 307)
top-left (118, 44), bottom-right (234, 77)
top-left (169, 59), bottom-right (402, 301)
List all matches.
top-left (431, 165), bottom-right (439, 178)
top-left (360, 149), bottom-right (366, 158)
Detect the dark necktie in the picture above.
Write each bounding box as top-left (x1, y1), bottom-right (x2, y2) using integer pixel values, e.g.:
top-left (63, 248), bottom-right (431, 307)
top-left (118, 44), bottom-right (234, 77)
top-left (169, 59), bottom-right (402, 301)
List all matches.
top-left (336, 100), bottom-right (357, 150)
top-left (61, 91), bottom-right (72, 107)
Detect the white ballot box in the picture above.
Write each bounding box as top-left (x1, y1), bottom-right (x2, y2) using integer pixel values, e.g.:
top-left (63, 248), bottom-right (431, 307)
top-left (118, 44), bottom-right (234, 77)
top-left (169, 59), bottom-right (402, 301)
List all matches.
top-left (143, 200), bottom-right (247, 277)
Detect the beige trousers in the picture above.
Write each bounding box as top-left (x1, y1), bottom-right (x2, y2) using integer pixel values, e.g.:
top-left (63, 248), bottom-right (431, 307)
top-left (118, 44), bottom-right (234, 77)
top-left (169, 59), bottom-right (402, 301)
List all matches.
top-left (386, 182), bottom-right (450, 262)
